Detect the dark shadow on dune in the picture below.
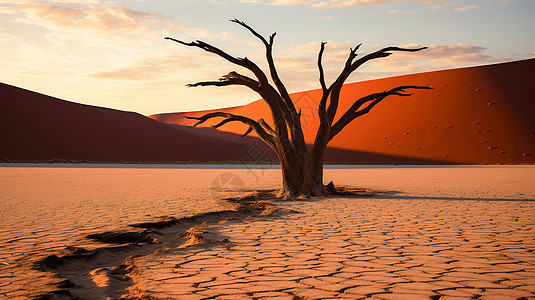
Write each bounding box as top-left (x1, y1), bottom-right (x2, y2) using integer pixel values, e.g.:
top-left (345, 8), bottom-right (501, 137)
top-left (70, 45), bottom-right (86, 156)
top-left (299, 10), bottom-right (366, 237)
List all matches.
top-left (173, 123), bottom-right (448, 165)
top-left (323, 147), bottom-right (447, 164)
top-left (483, 59), bottom-right (535, 128)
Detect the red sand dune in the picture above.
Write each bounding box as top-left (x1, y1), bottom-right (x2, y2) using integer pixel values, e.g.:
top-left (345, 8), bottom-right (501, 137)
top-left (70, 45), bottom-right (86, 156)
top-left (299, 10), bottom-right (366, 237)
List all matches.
top-left (150, 59), bottom-right (535, 164)
top-left (0, 83), bottom-right (254, 162)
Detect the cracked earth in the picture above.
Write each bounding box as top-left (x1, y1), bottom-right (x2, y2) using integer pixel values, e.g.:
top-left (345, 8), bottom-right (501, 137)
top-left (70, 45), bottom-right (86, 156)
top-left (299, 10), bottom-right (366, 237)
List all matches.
top-left (130, 196), bottom-right (535, 299)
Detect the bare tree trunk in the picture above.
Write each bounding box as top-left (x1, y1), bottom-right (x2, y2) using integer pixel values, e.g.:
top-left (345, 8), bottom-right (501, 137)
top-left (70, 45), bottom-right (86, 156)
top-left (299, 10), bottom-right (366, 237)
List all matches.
top-left (279, 158), bottom-right (304, 197)
top-left (279, 152), bottom-right (325, 197)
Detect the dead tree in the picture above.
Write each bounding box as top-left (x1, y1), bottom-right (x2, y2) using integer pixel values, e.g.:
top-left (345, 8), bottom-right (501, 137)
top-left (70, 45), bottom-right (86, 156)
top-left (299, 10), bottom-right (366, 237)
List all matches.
top-left (166, 19), bottom-right (431, 197)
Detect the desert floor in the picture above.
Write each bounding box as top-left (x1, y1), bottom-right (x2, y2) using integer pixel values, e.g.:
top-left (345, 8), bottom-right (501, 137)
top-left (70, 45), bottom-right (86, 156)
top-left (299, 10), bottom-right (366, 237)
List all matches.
top-left (128, 193), bottom-right (535, 299)
top-left (1, 165), bottom-right (534, 299)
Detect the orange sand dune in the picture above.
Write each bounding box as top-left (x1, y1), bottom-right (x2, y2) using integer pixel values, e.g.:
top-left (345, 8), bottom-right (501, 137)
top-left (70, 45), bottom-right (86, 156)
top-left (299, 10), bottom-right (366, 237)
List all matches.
top-left (150, 59), bottom-right (535, 164)
top-left (0, 83), bottom-right (251, 162)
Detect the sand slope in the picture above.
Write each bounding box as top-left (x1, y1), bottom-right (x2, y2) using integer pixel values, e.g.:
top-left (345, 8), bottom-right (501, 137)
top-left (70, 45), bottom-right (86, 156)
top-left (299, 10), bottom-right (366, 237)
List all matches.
top-left (151, 59), bottom-right (535, 164)
top-left (0, 83), bottom-right (251, 162)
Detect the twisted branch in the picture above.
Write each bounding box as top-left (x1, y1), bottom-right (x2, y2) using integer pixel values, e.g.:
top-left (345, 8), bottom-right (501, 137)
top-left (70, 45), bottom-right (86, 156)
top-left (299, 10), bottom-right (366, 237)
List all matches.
top-left (186, 71), bottom-right (260, 93)
top-left (186, 112), bottom-right (276, 148)
top-left (230, 19), bottom-right (297, 118)
top-left (329, 86), bottom-right (432, 140)
top-left (166, 35), bottom-right (293, 150)
top-left (325, 45), bottom-right (425, 124)
top-left (230, 19), bottom-right (306, 155)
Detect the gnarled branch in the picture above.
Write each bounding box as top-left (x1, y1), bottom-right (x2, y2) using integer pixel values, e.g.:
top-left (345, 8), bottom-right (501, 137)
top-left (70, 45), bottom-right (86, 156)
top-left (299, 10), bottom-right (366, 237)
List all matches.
top-left (186, 71), bottom-right (260, 93)
top-left (325, 43), bottom-right (361, 123)
top-left (230, 19), bottom-right (296, 117)
top-left (166, 35), bottom-right (294, 151)
top-left (318, 42), bottom-right (328, 94)
top-left (164, 37), bottom-right (287, 117)
top-left (349, 46), bottom-right (427, 75)
top-left (329, 86), bottom-right (432, 140)
top-left (258, 118), bottom-right (275, 135)
top-left (186, 112), bottom-right (276, 148)
top-left (230, 19), bottom-right (305, 155)
top-left (325, 44), bottom-right (425, 124)
top-left (316, 41), bottom-right (330, 127)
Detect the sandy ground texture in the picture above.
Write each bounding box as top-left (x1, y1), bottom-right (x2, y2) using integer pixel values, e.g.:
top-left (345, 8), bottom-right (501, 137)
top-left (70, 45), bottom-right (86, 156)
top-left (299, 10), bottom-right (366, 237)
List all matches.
top-left (124, 195), bottom-right (535, 299)
top-left (2, 166), bottom-right (534, 299)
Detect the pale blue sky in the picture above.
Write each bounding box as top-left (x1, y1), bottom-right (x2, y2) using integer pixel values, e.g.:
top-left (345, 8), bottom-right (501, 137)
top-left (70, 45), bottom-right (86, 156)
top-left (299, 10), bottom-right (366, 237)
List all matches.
top-left (1, 0), bottom-right (533, 115)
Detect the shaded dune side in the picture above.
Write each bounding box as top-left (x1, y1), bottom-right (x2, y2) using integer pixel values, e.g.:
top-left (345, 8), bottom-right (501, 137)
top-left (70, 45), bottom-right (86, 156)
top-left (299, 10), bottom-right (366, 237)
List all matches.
top-left (150, 59), bottom-right (535, 164)
top-left (0, 83), bottom-right (249, 163)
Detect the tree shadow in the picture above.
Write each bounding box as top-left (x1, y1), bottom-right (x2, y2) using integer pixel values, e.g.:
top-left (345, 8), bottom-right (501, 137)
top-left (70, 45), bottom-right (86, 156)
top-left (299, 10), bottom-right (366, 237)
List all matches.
top-left (376, 190), bottom-right (535, 202)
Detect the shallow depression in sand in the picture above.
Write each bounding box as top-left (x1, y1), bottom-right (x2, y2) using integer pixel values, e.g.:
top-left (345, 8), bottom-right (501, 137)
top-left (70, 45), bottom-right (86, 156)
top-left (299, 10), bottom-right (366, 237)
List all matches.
top-left (0, 164), bottom-right (534, 298)
top-left (0, 165), bottom-right (275, 265)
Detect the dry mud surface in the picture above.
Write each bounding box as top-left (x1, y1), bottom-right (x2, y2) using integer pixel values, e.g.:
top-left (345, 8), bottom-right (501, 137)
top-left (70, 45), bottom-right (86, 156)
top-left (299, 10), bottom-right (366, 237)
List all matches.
top-left (1, 166), bottom-right (534, 299)
top-left (129, 196), bottom-right (535, 300)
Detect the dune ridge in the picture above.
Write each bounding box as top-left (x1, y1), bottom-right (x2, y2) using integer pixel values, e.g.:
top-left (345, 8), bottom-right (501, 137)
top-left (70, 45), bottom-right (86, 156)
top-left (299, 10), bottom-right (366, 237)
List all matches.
top-left (151, 59), bottom-right (535, 164)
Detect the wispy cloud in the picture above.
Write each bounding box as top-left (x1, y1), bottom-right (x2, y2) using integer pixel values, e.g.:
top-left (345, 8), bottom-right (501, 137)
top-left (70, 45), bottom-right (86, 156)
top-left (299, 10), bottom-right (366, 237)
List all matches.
top-left (45, 0), bottom-right (101, 4)
top-left (2, 3), bottom-right (181, 38)
top-left (268, 0), bottom-right (316, 5)
top-left (316, 15), bottom-right (340, 20)
top-left (313, 0), bottom-right (397, 8)
top-left (386, 8), bottom-right (417, 14)
top-left (237, 0), bottom-right (454, 9)
top-left (454, 5), bottom-right (479, 12)
top-left (88, 54), bottom-right (199, 81)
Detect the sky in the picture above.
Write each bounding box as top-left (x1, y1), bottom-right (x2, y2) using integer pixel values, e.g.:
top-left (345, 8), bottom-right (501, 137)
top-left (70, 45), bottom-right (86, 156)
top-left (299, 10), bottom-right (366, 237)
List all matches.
top-left (1, 0), bottom-right (534, 115)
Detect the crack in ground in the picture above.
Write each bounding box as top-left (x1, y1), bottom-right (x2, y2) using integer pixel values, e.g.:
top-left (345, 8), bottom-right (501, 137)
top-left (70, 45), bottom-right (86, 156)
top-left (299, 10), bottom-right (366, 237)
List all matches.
top-left (33, 190), bottom-right (299, 299)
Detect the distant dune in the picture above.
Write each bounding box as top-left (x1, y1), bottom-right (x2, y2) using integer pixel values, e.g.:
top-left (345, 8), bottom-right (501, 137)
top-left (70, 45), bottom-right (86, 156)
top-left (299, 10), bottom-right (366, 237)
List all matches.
top-left (150, 59), bottom-right (535, 164)
top-left (2, 59), bottom-right (533, 164)
top-left (0, 83), bottom-right (254, 162)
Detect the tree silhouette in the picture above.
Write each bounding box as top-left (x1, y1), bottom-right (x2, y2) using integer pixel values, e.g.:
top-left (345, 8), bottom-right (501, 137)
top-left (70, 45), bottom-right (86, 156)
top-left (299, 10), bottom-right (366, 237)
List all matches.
top-left (166, 19), bottom-right (431, 197)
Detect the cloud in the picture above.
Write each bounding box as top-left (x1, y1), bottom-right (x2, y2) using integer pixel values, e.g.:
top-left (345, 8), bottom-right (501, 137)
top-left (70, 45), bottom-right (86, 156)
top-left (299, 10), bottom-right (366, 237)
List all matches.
top-left (454, 5), bottom-right (478, 12)
top-left (238, 0), bottom-right (449, 8)
top-left (313, 0), bottom-right (396, 8)
top-left (88, 53), bottom-right (201, 81)
top-left (0, 0), bottom-right (31, 3)
top-left (360, 44), bottom-right (503, 81)
top-left (1, 2), bottom-right (182, 39)
top-left (403, 44), bottom-right (489, 60)
top-left (268, 0), bottom-right (316, 4)
top-left (236, 0), bottom-right (484, 12)
top-left (239, 0), bottom-right (316, 4)
top-left (45, 0), bottom-right (100, 4)
top-left (316, 15), bottom-right (340, 20)
top-left (387, 8), bottom-right (417, 14)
